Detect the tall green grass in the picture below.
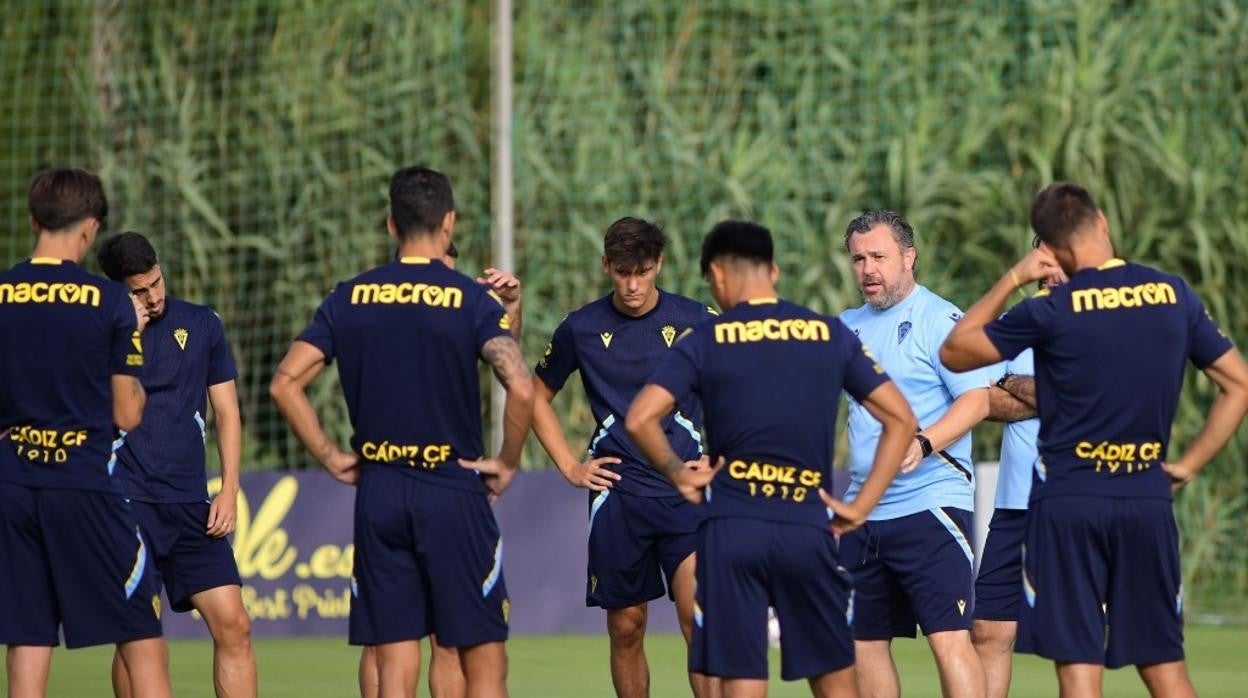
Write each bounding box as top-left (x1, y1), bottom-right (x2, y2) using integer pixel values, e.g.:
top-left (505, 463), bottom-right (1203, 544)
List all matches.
top-left (1, 0), bottom-right (1245, 613)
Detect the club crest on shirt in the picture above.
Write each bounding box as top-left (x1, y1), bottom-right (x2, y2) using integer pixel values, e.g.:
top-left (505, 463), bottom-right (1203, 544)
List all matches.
top-left (174, 328), bottom-right (189, 350)
top-left (661, 325), bottom-right (677, 348)
top-left (897, 321), bottom-right (912, 344)
top-left (600, 332), bottom-right (613, 348)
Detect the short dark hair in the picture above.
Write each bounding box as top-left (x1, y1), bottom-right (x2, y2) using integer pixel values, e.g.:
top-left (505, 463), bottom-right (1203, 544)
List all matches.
top-left (389, 166), bottom-right (455, 239)
top-left (1030, 182), bottom-right (1099, 248)
top-left (445, 241), bottom-right (459, 259)
top-left (29, 168), bottom-right (108, 232)
top-left (700, 220), bottom-right (773, 277)
top-left (843, 210), bottom-right (915, 251)
top-left (97, 231), bottom-right (158, 281)
top-left (603, 217), bottom-right (667, 272)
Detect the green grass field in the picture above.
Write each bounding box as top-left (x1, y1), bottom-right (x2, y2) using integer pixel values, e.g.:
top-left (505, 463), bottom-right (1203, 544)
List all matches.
top-left (6, 627), bottom-right (1246, 696)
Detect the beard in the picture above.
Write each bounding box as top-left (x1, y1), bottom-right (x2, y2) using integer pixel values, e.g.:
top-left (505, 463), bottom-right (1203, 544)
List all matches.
top-left (861, 280), bottom-right (908, 311)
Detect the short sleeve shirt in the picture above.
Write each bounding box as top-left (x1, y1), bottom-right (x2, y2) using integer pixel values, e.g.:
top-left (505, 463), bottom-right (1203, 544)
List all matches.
top-left (984, 259), bottom-right (1232, 500)
top-left (0, 258), bottom-right (140, 492)
top-left (297, 257), bottom-right (510, 492)
top-left (649, 298), bottom-right (888, 528)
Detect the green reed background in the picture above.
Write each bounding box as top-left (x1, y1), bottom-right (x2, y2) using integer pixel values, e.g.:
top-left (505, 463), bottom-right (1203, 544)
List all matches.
top-left (2, 0), bottom-right (1245, 614)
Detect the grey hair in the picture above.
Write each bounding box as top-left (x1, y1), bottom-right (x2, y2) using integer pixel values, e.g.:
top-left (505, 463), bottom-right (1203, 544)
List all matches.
top-left (843, 210), bottom-right (916, 251)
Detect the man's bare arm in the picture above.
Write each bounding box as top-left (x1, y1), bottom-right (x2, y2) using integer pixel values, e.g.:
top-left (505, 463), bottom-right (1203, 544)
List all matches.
top-left (481, 336), bottom-right (534, 469)
top-left (269, 341), bottom-right (357, 483)
top-left (987, 376), bottom-right (1037, 423)
top-left (111, 374), bottom-right (146, 432)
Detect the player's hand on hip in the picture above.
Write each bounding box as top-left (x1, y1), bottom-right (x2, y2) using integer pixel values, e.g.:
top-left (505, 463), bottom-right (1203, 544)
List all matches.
top-left (899, 439), bottom-right (924, 473)
top-left (674, 456), bottom-right (723, 504)
top-left (1162, 461), bottom-right (1196, 492)
top-left (325, 449), bottom-right (360, 485)
top-left (820, 489), bottom-right (866, 536)
top-left (461, 457), bottom-right (517, 498)
top-left (131, 295), bottom-right (150, 332)
top-left (206, 491), bottom-right (238, 537)
top-left (567, 456), bottom-right (621, 491)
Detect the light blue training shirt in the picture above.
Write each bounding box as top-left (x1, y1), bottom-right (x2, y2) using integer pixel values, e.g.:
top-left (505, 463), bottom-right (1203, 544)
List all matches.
top-left (840, 284), bottom-right (995, 519)
top-left (995, 348), bottom-right (1038, 510)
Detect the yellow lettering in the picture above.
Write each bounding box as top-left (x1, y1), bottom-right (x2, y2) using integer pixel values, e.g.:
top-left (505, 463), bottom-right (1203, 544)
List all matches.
top-left (713, 319), bottom-right (831, 344)
top-left (292, 584), bottom-right (352, 620)
top-left (729, 460), bottom-right (747, 478)
top-left (350, 282), bottom-right (463, 307)
top-left (715, 322), bottom-right (746, 344)
top-left (240, 585), bottom-right (291, 620)
top-left (1072, 289), bottom-right (1102, 313)
top-left (223, 476), bottom-right (299, 580)
top-left (422, 444), bottom-right (451, 463)
top-left (1071, 283), bottom-right (1177, 313)
top-left (0, 282), bottom-right (95, 306)
top-left (306, 545), bottom-right (344, 579)
top-left (351, 284), bottom-right (380, 304)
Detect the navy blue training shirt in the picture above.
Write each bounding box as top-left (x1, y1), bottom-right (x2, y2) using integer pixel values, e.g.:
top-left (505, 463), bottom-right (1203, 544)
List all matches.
top-left (984, 259), bottom-right (1233, 500)
top-left (297, 256), bottom-right (511, 492)
top-left (0, 258), bottom-right (142, 492)
top-left (649, 298), bottom-right (890, 527)
top-left (535, 290), bottom-right (715, 497)
top-left (114, 298), bottom-right (238, 502)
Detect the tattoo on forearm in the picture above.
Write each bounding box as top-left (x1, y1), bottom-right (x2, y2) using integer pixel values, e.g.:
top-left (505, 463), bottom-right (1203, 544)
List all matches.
top-left (482, 336), bottom-right (531, 388)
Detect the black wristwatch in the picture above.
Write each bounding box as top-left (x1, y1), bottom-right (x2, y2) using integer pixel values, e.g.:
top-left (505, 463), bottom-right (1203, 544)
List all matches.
top-left (915, 433), bottom-right (934, 458)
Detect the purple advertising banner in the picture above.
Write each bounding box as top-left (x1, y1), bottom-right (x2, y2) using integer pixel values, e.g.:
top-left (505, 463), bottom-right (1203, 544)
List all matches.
top-left (165, 468), bottom-right (849, 639)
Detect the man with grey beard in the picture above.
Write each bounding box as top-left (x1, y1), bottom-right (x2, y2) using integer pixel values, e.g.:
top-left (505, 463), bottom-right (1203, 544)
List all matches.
top-left (837, 211), bottom-right (994, 698)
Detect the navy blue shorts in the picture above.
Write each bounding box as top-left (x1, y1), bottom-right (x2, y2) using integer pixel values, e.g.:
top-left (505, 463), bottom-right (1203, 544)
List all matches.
top-left (585, 490), bottom-right (701, 609)
top-left (130, 500), bottom-right (242, 613)
top-left (690, 518), bottom-right (854, 681)
top-left (974, 508), bottom-right (1027, 622)
top-left (837, 507), bottom-right (975, 638)
top-left (0, 482), bottom-right (163, 648)
top-left (1017, 496), bottom-right (1183, 668)
top-left (349, 465), bottom-right (508, 648)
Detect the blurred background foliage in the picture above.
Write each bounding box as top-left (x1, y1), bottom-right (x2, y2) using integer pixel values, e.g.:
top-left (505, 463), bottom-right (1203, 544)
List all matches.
top-left (2, 0), bottom-right (1245, 614)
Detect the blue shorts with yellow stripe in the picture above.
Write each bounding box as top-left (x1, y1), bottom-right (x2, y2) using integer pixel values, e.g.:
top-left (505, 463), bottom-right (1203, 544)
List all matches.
top-left (837, 507), bottom-right (975, 638)
top-left (0, 482), bottom-right (163, 648)
top-left (348, 464), bottom-right (508, 648)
